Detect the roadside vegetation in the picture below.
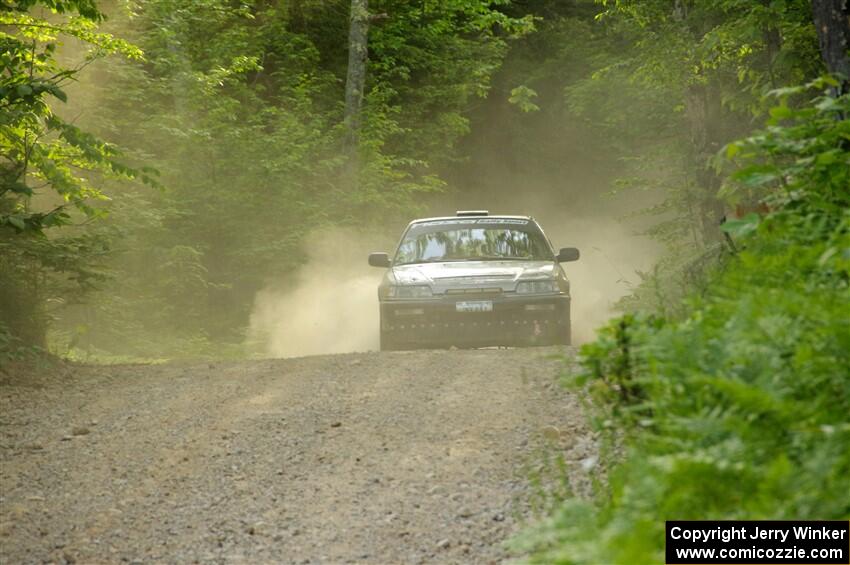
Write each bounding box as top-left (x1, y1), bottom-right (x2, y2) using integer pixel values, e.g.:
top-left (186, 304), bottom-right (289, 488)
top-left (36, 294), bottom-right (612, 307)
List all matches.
top-left (516, 84), bottom-right (850, 563)
top-left (509, 1), bottom-right (850, 561)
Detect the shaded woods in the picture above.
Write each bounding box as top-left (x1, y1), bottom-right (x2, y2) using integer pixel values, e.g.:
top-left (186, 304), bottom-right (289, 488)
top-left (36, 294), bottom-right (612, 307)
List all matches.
top-left (2, 0), bottom-right (533, 358)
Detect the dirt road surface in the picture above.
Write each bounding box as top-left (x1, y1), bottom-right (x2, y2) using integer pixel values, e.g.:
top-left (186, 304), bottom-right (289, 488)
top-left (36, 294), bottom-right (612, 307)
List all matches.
top-left (0, 347), bottom-right (596, 564)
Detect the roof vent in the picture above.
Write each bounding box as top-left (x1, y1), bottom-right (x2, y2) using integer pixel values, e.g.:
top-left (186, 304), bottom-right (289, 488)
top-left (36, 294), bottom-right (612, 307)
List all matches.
top-left (456, 210), bottom-right (489, 217)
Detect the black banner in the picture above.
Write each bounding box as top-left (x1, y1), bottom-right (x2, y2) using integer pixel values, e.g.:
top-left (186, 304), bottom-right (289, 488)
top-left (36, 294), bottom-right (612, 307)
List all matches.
top-left (666, 521), bottom-right (849, 564)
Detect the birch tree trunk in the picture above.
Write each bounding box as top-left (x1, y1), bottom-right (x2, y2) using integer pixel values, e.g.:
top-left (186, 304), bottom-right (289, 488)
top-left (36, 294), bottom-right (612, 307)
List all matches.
top-left (344, 0), bottom-right (369, 152)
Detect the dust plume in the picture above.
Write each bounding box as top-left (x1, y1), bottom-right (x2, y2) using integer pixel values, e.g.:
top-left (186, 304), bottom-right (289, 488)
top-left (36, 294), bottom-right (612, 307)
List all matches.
top-left (440, 80), bottom-right (665, 344)
top-left (247, 229), bottom-right (390, 358)
top-left (247, 214), bottom-right (655, 358)
top-left (537, 214), bottom-right (659, 343)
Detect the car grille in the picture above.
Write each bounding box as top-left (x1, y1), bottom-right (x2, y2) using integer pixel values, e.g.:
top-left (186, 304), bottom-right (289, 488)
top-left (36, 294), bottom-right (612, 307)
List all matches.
top-left (433, 275), bottom-right (514, 284)
top-left (444, 287), bottom-right (503, 294)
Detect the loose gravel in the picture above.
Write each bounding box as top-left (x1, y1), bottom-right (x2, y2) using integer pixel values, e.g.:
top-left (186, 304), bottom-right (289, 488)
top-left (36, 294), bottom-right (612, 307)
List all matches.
top-left (0, 347), bottom-right (596, 564)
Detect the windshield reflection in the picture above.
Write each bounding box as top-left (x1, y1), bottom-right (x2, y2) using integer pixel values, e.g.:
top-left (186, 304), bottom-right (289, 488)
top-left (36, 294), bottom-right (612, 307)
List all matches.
top-left (395, 228), bottom-right (553, 265)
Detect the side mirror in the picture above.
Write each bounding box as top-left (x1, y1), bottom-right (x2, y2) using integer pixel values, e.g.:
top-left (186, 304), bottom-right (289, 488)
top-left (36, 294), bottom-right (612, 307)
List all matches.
top-left (557, 247), bottom-right (580, 263)
top-left (368, 252), bottom-right (391, 268)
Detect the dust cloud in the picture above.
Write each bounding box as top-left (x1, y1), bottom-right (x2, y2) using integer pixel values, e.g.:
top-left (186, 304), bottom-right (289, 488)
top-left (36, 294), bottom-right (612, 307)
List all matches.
top-left (247, 229), bottom-right (390, 358)
top-left (248, 213), bottom-right (656, 357)
top-left (536, 213), bottom-right (659, 343)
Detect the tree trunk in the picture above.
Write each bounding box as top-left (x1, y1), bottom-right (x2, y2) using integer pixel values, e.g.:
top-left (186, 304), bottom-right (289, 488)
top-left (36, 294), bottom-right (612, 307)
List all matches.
top-left (685, 82), bottom-right (726, 247)
top-left (673, 1), bottom-right (725, 247)
top-left (344, 0), bottom-right (369, 152)
top-left (812, 0), bottom-right (850, 93)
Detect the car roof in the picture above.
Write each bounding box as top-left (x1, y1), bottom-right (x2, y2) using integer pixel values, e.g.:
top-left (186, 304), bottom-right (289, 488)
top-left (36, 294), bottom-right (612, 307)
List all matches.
top-left (409, 214), bottom-right (534, 224)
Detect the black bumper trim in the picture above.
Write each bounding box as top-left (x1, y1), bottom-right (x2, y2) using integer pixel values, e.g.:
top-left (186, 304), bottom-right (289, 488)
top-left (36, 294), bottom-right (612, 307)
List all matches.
top-left (379, 294), bottom-right (570, 348)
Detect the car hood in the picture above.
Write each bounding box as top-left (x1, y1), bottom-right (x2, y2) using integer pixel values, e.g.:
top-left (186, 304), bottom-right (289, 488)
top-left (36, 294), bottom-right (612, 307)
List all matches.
top-left (389, 260), bottom-right (556, 293)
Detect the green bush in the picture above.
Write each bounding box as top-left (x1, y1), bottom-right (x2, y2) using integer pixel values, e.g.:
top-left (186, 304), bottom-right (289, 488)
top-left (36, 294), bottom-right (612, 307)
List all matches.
top-left (515, 84), bottom-right (850, 563)
top-left (0, 321), bottom-right (44, 366)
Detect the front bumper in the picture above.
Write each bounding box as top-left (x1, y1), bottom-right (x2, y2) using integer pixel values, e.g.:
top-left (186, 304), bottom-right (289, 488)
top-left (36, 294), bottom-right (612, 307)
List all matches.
top-left (380, 293), bottom-right (570, 349)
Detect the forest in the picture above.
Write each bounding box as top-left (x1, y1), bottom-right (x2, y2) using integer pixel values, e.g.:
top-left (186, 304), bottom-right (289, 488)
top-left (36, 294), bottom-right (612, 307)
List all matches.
top-left (2, 0), bottom-right (849, 562)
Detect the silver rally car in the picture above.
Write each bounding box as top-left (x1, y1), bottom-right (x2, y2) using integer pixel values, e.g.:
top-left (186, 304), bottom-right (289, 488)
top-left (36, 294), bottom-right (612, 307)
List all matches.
top-left (368, 211), bottom-right (579, 351)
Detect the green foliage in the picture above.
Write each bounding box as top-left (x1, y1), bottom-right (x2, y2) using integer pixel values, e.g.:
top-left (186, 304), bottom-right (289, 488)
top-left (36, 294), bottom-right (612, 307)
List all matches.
top-left (367, 0), bottom-right (534, 165)
top-left (0, 320), bottom-right (44, 365)
top-left (516, 89), bottom-right (850, 563)
top-left (508, 85), bottom-right (540, 113)
top-left (0, 0), bottom-right (538, 358)
top-left (47, 0), bottom-right (535, 358)
top-left (595, 0), bottom-right (821, 101)
top-left (0, 6), bottom-right (149, 233)
top-left (576, 312), bottom-right (663, 425)
top-left (722, 77), bottom-right (850, 217)
top-left (1, 1), bottom-right (155, 350)
top-left (536, 0), bottom-right (825, 314)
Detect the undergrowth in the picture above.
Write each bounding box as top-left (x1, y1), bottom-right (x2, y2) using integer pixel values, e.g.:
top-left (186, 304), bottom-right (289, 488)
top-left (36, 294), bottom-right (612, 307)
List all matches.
top-left (513, 81), bottom-right (850, 563)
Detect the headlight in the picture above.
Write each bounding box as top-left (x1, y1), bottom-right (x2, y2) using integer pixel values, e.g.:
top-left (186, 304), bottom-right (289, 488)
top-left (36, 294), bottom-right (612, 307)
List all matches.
top-left (515, 280), bottom-right (557, 294)
top-left (386, 285), bottom-right (433, 299)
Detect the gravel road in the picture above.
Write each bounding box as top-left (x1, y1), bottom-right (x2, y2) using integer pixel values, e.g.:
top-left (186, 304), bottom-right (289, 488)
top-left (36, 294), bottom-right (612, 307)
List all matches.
top-left (0, 347), bottom-right (596, 564)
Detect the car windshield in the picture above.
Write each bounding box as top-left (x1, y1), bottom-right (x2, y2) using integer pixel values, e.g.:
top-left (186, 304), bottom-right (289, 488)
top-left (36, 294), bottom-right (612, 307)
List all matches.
top-left (394, 220), bottom-right (553, 265)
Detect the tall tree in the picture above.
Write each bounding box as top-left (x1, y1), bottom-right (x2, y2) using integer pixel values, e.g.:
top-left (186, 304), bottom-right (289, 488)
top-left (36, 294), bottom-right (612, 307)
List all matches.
top-left (812, 0), bottom-right (850, 93)
top-left (0, 0), bottom-right (151, 346)
top-left (344, 0), bottom-right (369, 152)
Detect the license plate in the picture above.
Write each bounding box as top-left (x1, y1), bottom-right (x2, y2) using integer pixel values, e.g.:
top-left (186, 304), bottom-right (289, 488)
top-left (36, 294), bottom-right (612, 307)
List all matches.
top-left (455, 300), bottom-right (493, 313)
